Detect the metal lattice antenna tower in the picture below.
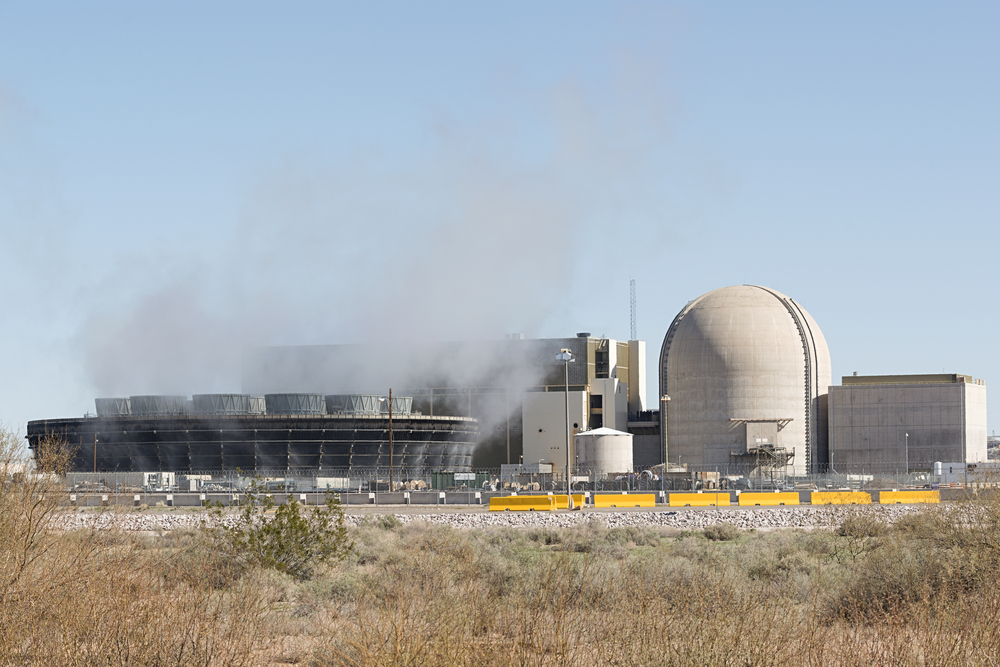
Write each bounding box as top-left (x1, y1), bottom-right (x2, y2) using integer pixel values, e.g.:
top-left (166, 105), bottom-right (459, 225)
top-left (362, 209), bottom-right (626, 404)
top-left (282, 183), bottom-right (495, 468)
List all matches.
top-left (630, 278), bottom-right (637, 341)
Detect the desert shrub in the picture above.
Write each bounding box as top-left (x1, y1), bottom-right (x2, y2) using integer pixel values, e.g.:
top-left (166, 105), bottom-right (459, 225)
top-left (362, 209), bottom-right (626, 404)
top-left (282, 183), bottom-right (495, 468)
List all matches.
top-left (214, 476), bottom-right (353, 580)
top-left (527, 526), bottom-right (563, 545)
top-left (703, 522), bottom-right (741, 542)
top-left (357, 513), bottom-right (402, 530)
top-left (837, 512), bottom-right (889, 539)
top-left (605, 525), bottom-right (664, 546)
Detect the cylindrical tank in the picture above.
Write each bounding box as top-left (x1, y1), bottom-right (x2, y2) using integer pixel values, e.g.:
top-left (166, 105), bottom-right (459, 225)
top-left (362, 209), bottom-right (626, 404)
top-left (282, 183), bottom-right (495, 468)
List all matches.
top-left (130, 395), bottom-right (188, 416)
top-left (264, 393), bottom-right (327, 415)
top-left (659, 285), bottom-right (832, 475)
top-left (192, 394), bottom-right (267, 416)
top-left (95, 397), bottom-right (131, 417)
top-left (575, 427), bottom-right (634, 477)
top-left (325, 394), bottom-right (382, 415)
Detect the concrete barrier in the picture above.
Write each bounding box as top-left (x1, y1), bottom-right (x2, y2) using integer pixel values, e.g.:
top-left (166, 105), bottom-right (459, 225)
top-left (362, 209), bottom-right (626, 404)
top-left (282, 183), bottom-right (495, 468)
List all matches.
top-left (593, 493), bottom-right (656, 508)
top-left (550, 494), bottom-right (586, 509)
top-left (669, 492), bottom-right (730, 507)
top-left (879, 490), bottom-right (940, 504)
top-left (811, 491), bottom-right (872, 505)
top-left (738, 492), bottom-right (799, 506)
top-left (489, 495), bottom-right (556, 511)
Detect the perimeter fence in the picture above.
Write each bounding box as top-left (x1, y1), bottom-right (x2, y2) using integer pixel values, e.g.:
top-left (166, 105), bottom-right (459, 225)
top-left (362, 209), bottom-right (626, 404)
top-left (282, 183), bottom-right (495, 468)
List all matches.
top-left (60, 459), bottom-right (995, 496)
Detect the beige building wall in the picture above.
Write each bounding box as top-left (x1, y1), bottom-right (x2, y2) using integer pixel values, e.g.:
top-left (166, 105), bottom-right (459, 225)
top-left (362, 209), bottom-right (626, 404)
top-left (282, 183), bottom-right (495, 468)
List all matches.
top-left (828, 375), bottom-right (988, 469)
top-left (522, 391), bottom-right (588, 477)
top-left (627, 340), bottom-right (647, 413)
top-left (590, 378), bottom-right (629, 432)
top-left (964, 382), bottom-right (988, 463)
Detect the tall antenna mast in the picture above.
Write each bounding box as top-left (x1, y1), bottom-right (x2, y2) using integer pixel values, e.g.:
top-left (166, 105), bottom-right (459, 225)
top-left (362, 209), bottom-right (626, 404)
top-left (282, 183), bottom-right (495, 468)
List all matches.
top-left (630, 277), bottom-right (637, 341)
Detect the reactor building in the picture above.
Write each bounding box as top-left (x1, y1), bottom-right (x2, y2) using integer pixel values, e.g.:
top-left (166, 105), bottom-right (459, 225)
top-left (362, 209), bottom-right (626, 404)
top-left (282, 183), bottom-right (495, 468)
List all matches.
top-left (659, 285), bottom-right (832, 476)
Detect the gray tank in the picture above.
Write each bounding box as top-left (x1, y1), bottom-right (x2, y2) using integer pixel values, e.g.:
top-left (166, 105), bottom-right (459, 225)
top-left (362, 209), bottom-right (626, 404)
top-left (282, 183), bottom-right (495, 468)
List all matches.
top-left (264, 393), bottom-right (327, 415)
top-left (95, 397), bottom-right (132, 417)
top-left (192, 394), bottom-right (267, 416)
top-left (325, 394), bottom-right (382, 415)
top-left (130, 395), bottom-right (188, 416)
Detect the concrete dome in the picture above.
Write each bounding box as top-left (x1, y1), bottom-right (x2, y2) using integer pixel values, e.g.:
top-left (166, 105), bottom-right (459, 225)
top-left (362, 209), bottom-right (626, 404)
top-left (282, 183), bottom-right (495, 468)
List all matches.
top-left (659, 285), bottom-right (831, 475)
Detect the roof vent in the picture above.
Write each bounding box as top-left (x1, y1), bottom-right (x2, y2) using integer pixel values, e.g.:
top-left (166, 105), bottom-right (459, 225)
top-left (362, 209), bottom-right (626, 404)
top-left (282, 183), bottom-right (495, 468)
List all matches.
top-left (576, 332), bottom-right (591, 338)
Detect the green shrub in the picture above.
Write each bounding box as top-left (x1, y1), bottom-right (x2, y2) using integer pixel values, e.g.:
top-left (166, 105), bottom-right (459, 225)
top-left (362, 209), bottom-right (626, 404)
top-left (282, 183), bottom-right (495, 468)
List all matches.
top-left (214, 477), bottom-right (353, 580)
top-left (703, 522), bottom-right (741, 542)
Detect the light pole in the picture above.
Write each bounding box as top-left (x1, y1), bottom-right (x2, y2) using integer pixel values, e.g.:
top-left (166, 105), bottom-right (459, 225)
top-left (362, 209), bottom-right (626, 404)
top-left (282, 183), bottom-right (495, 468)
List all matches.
top-left (904, 432), bottom-right (909, 486)
top-left (660, 395), bottom-right (670, 493)
top-left (379, 391), bottom-right (395, 492)
top-left (556, 349), bottom-right (575, 508)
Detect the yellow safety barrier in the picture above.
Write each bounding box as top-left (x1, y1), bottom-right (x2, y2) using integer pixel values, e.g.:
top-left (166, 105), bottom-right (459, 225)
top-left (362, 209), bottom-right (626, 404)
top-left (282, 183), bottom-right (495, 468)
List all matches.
top-left (879, 490), bottom-right (940, 504)
top-left (551, 494), bottom-right (587, 509)
top-left (738, 492), bottom-right (800, 506)
top-left (593, 493), bottom-right (656, 508)
top-left (811, 491), bottom-right (872, 505)
top-left (669, 492), bottom-right (730, 507)
top-left (489, 495), bottom-right (556, 511)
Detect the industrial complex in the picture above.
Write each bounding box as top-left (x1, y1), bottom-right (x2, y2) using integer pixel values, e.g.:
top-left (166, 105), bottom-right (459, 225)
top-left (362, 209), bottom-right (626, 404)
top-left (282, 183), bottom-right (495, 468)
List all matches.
top-left (27, 284), bottom-right (988, 486)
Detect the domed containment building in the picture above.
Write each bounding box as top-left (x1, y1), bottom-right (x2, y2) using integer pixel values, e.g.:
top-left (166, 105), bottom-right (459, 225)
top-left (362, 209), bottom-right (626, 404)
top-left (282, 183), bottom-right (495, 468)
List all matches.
top-left (659, 285), bottom-right (832, 476)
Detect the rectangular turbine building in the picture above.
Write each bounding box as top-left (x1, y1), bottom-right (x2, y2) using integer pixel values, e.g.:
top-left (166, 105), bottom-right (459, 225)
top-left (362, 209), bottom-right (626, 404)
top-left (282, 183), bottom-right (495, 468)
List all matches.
top-left (827, 373), bottom-right (987, 472)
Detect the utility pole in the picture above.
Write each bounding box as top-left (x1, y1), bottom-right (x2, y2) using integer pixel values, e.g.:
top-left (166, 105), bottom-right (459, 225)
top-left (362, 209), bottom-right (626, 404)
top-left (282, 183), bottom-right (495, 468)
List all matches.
top-left (388, 388), bottom-right (394, 492)
top-left (93, 433), bottom-right (97, 473)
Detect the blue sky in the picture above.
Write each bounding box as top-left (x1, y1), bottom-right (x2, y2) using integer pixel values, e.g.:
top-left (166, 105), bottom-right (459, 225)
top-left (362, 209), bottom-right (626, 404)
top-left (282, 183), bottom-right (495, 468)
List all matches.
top-left (0, 2), bottom-right (997, 432)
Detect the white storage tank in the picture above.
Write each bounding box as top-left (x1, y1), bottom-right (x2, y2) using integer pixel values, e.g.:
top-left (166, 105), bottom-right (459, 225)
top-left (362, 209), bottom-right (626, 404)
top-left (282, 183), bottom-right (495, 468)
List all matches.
top-left (575, 427), bottom-right (633, 478)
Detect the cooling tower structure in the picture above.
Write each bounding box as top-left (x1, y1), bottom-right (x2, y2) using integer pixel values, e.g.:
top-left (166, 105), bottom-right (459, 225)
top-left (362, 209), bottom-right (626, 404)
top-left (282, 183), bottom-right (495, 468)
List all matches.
top-left (27, 394), bottom-right (477, 474)
top-left (659, 285), bottom-right (832, 476)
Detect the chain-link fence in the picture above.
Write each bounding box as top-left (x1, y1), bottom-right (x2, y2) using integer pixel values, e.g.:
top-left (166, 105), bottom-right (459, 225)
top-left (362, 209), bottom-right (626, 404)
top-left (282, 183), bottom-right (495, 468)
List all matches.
top-left (61, 459), bottom-right (995, 496)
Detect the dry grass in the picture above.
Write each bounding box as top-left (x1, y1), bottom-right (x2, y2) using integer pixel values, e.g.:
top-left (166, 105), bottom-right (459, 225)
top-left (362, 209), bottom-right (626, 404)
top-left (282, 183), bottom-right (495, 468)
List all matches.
top-left (0, 427), bottom-right (271, 666)
top-left (6, 424), bottom-right (1000, 665)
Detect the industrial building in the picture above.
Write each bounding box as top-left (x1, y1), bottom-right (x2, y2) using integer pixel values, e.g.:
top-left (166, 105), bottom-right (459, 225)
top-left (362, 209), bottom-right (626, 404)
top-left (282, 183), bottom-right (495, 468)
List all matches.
top-left (828, 374), bottom-right (988, 471)
top-left (242, 334), bottom-right (649, 474)
top-left (26, 393), bottom-right (478, 473)
top-left (659, 285), bottom-right (832, 477)
top-left (26, 283), bottom-right (990, 480)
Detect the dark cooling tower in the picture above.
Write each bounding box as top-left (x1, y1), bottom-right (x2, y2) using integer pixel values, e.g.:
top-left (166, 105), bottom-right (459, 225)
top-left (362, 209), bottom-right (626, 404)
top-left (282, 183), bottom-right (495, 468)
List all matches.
top-left (130, 395), bottom-right (188, 416)
top-left (325, 394), bottom-right (382, 415)
top-left (379, 396), bottom-right (413, 415)
top-left (95, 397), bottom-right (131, 417)
top-left (265, 393), bottom-right (327, 415)
top-left (193, 394), bottom-right (266, 416)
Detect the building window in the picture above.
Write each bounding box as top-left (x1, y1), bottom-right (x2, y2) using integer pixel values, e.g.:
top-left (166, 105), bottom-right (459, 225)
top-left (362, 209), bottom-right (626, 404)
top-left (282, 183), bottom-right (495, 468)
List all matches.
top-left (595, 351), bottom-right (609, 378)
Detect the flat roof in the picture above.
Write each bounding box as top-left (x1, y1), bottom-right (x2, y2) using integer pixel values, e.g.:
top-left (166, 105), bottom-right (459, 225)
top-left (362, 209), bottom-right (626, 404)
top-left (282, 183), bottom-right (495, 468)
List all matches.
top-left (841, 373), bottom-right (980, 386)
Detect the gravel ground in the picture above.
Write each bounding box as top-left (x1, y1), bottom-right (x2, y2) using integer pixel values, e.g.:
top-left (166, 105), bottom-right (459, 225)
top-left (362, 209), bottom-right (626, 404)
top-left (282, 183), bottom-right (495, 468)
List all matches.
top-left (51, 503), bottom-right (928, 532)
